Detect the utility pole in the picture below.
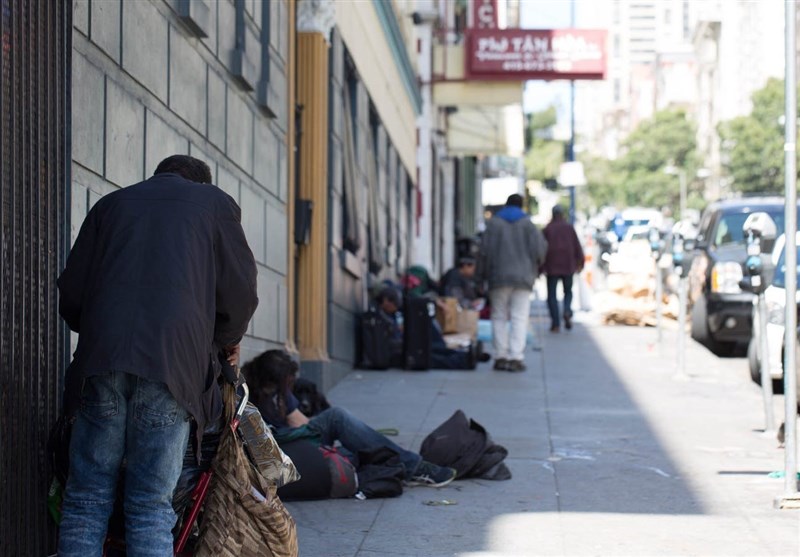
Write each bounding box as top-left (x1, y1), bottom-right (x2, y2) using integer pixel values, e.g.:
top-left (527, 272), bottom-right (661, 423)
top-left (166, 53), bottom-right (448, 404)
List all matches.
top-left (567, 0), bottom-right (576, 225)
top-left (776, 0), bottom-right (800, 509)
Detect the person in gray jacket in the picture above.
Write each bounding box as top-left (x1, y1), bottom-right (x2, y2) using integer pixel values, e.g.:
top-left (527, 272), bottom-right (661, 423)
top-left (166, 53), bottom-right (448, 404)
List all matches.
top-left (479, 194), bottom-right (547, 371)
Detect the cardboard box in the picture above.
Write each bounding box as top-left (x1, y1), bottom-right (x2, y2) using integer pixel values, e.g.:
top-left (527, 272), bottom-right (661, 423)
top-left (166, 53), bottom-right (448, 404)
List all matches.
top-left (435, 297), bottom-right (459, 334)
top-left (457, 309), bottom-right (479, 339)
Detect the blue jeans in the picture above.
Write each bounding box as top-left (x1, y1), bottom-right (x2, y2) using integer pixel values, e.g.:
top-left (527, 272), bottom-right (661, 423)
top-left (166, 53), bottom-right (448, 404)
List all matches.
top-left (546, 274), bottom-right (574, 328)
top-left (307, 407), bottom-right (422, 479)
top-left (58, 372), bottom-right (190, 557)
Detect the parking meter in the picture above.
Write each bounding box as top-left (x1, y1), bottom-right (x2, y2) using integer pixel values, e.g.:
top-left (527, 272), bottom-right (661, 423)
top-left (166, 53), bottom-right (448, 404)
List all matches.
top-left (741, 212), bottom-right (778, 294)
top-left (673, 233), bottom-right (689, 375)
top-left (672, 233), bottom-right (690, 278)
top-left (650, 228), bottom-right (664, 342)
top-left (742, 211), bottom-right (777, 432)
top-left (649, 227), bottom-right (663, 255)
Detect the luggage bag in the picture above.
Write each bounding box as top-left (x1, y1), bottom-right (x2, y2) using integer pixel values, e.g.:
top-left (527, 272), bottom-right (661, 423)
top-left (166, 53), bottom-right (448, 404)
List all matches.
top-left (403, 297), bottom-right (433, 370)
top-left (358, 310), bottom-right (394, 370)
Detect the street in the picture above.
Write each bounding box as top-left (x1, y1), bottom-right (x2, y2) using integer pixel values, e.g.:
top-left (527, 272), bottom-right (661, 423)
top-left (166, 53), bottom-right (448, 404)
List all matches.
top-left (287, 304), bottom-right (800, 557)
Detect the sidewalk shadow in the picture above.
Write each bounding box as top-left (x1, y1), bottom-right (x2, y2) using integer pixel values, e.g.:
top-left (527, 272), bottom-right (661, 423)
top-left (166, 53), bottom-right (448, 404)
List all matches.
top-left (532, 322), bottom-right (704, 516)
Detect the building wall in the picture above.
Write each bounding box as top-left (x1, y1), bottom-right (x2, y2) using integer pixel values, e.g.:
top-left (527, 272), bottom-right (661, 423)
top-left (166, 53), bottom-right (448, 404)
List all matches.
top-left (693, 0), bottom-right (784, 197)
top-left (575, 0), bottom-right (701, 159)
top-left (70, 0), bottom-right (291, 365)
top-left (334, 0), bottom-right (417, 176)
top-left (323, 27), bottom-right (414, 386)
top-left (456, 157), bottom-right (482, 238)
top-left (713, 0), bottom-right (783, 122)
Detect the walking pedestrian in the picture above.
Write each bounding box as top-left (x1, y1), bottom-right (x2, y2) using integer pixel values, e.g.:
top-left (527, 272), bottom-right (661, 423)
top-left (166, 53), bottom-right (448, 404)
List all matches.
top-left (542, 205), bottom-right (584, 332)
top-left (479, 194), bottom-right (547, 372)
top-left (56, 155), bottom-right (258, 557)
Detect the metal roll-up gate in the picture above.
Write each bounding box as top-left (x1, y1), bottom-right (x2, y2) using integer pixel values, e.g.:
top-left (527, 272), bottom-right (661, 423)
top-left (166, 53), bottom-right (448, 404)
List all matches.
top-left (0, 0), bottom-right (71, 554)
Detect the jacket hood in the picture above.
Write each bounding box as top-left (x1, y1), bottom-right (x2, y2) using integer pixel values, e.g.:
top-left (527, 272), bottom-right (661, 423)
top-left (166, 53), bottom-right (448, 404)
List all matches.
top-left (495, 206), bottom-right (528, 223)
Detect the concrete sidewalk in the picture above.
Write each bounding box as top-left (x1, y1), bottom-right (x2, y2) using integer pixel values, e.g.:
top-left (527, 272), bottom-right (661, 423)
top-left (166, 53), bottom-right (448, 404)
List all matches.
top-left (285, 306), bottom-right (800, 556)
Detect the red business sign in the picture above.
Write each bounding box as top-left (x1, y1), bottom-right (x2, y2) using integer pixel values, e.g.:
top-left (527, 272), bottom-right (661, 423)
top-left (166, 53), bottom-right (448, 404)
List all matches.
top-left (465, 29), bottom-right (607, 81)
top-left (470, 0), bottom-right (498, 29)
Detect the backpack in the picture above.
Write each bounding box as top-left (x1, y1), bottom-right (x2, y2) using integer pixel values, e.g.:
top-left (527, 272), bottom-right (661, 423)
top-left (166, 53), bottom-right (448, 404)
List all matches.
top-left (320, 446), bottom-right (359, 499)
top-left (277, 441), bottom-right (357, 501)
top-left (419, 409), bottom-right (511, 481)
top-left (355, 446), bottom-right (405, 499)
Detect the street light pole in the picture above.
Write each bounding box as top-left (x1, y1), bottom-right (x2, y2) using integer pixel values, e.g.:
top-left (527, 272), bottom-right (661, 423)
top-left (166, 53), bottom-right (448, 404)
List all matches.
top-left (567, 0), bottom-right (576, 225)
top-left (776, 0), bottom-right (800, 509)
top-left (663, 165), bottom-right (688, 223)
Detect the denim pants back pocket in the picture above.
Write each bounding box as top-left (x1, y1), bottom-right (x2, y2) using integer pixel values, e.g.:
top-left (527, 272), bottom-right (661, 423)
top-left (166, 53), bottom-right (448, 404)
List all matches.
top-left (80, 373), bottom-right (120, 420)
top-left (133, 377), bottom-right (183, 430)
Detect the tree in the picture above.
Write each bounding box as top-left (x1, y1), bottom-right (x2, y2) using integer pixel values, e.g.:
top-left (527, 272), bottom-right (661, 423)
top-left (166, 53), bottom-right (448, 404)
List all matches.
top-left (524, 106), bottom-right (564, 183)
top-left (718, 78), bottom-right (792, 194)
top-left (610, 109), bottom-right (700, 212)
top-left (580, 153), bottom-right (617, 208)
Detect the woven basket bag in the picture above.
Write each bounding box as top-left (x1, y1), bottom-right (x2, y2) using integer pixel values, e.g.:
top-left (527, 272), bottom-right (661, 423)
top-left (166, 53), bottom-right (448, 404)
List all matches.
top-left (195, 383), bottom-right (299, 557)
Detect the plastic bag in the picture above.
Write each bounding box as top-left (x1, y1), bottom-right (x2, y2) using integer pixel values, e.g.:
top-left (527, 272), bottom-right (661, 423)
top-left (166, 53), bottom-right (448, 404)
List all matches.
top-left (238, 403), bottom-right (300, 488)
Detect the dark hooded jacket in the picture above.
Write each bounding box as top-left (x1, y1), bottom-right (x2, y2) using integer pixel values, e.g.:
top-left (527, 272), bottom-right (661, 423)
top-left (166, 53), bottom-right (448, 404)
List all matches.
top-left (542, 216), bottom-right (584, 276)
top-left (479, 205), bottom-right (547, 290)
top-left (57, 172), bottom-right (258, 439)
top-left (419, 410), bottom-right (511, 481)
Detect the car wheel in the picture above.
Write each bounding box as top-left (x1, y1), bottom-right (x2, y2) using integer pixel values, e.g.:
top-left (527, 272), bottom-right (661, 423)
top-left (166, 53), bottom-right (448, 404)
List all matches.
top-left (690, 294), bottom-right (736, 355)
top-left (748, 338), bottom-right (784, 393)
top-left (691, 294), bottom-right (710, 343)
top-left (748, 338), bottom-right (761, 384)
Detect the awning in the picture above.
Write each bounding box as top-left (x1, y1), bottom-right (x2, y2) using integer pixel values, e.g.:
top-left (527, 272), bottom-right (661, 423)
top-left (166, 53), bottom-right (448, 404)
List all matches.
top-left (446, 104), bottom-right (525, 157)
top-left (433, 43), bottom-right (525, 157)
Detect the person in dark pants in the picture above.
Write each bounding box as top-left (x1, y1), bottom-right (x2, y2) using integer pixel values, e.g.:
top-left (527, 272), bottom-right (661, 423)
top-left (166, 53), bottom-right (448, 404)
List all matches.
top-left (542, 205), bottom-right (584, 332)
top-left (375, 288), bottom-right (483, 370)
top-left (56, 155), bottom-right (258, 556)
top-left (243, 350), bottom-right (457, 487)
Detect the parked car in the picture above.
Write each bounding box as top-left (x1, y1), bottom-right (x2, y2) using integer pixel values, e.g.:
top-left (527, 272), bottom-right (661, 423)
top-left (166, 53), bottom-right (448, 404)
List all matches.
top-left (688, 197), bottom-right (794, 355)
top-left (748, 232), bottom-right (800, 389)
top-left (596, 208), bottom-right (663, 272)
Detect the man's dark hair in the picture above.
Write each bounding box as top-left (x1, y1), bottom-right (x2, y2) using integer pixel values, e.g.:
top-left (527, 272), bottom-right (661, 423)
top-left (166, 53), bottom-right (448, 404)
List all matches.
top-left (506, 194), bottom-right (524, 208)
top-left (376, 287), bottom-right (401, 308)
top-left (458, 256), bottom-right (476, 267)
top-left (154, 155), bottom-right (213, 184)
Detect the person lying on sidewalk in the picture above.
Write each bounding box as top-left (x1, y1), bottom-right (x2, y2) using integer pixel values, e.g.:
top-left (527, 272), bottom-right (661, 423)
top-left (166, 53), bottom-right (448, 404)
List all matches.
top-left (242, 349), bottom-right (457, 487)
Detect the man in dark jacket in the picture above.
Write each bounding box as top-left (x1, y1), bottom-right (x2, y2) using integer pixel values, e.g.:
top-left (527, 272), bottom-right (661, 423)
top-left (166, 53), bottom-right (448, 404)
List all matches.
top-left (57, 155), bottom-right (258, 556)
top-left (479, 194), bottom-right (547, 372)
top-left (542, 205), bottom-right (584, 332)
top-left (439, 256), bottom-right (480, 307)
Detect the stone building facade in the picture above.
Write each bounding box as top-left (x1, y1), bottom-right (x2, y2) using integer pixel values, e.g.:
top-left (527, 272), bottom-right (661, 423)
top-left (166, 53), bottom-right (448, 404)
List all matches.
top-left (70, 0), bottom-right (293, 364)
top-left (294, 0), bottom-right (420, 388)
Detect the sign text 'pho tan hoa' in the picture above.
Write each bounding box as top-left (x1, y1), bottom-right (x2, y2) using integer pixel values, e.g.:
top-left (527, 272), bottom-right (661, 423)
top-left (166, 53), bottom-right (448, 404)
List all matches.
top-left (465, 29), bottom-right (608, 81)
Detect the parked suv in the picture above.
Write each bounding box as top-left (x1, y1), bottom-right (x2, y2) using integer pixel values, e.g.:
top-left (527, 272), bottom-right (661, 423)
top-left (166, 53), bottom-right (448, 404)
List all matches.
top-left (688, 197), bottom-right (792, 355)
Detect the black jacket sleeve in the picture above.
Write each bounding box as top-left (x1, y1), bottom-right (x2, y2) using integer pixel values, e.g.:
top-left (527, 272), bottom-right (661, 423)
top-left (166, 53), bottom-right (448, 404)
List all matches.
top-left (214, 194), bottom-right (259, 348)
top-left (57, 206), bottom-right (100, 333)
